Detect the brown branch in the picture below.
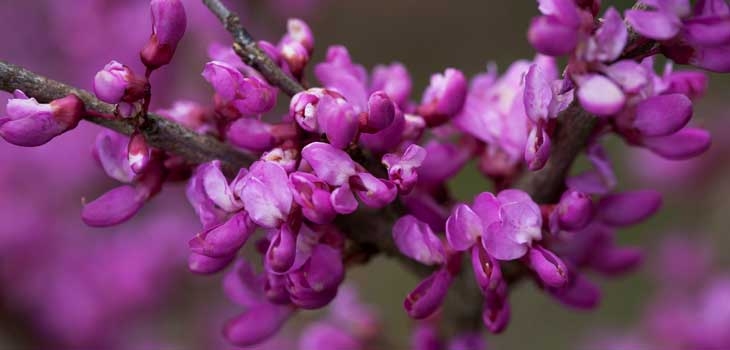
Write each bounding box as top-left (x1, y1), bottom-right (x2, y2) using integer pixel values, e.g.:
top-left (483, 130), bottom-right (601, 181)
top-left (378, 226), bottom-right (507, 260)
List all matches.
top-left (0, 61), bottom-right (253, 174)
top-left (202, 0), bottom-right (305, 97)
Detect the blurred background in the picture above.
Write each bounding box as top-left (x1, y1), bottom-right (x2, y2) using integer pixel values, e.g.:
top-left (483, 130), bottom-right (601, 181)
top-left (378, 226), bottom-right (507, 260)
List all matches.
top-left (0, 0), bottom-right (729, 349)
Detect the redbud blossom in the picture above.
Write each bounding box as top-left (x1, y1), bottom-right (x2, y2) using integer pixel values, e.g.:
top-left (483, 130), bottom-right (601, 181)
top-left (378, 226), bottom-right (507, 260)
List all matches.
top-left (93, 61), bottom-right (148, 104)
top-left (0, 90), bottom-right (84, 147)
top-left (141, 0), bottom-right (187, 69)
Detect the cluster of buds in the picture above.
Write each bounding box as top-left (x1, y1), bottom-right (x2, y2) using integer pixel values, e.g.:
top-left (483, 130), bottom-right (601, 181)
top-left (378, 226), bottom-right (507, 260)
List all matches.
top-left (1, 0), bottom-right (727, 348)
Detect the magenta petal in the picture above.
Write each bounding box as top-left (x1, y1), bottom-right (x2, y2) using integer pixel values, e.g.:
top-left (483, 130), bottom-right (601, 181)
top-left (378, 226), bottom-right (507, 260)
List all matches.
top-left (404, 268), bottom-right (452, 320)
top-left (683, 16), bottom-right (730, 47)
top-left (240, 161), bottom-right (293, 228)
top-left (301, 142), bottom-right (357, 186)
top-left (189, 212), bottom-right (253, 258)
top-left (589, 246), bottom-right (643, 276)
top-left (528, 16), bottom-right (579, 56)
top-left (587, 7), bottom-right (628, 62)
top-left (537, 0), bottom-right (580, 25)
top-left (577, 74), bottom-right (626, 116)
top-left (0, 112), bottom-right (65, 147)
top-left (598, 190), bottom-right (662, 227)
top-left (483, 222), bottom-right (529, 261)
top-left (471, 245), bottom-right (503, 294)
top-left (472, 192), bottom-right (501, 229)
top-left (523, 64), bottom-right (553, 123)
top-left (445, 204), bottom-right (484, 251)
top-left (552, 189), bottom-right (594, 232)
top-left (525, 126), bottom-right (551, 171)
top-left (82, 185), bottom-right (146, 227)
top-left (604, 60), bottom-right (649, 93)
top-left (351, 172), bottom-right (397, 208)
top-left (330, 185), bottom-right (358, 214)
top-left (689, 45), bottom-right (730, 73)
top-left (633, 94), bottom-right (692, 137)
top-left (302, 244), bottom-right (344, 293)
top-left (188, 252), bottom-right (235, 274)
top-left (642, 127), bottom-right (711, 160)
top-left (482, 285), bottom-right (510, 334)
top-left (370, 63), bottom-right (412, 109)
top-left (223, 303), bottom-right (292, 347)
top-left (200, 161), bottom-right (241, 212)
top-left (266, 225), bottom-right (298, 274)
top-left (624, 9), bottom-right (681, 40)
top-left (317, 94), bottom-right (359, 149)
top-left (528, 246), bottom-right (569, 288)
top-left (364, 91), bottom-right (396, 133)
top-left (393, 215), bottom-right (446, 265)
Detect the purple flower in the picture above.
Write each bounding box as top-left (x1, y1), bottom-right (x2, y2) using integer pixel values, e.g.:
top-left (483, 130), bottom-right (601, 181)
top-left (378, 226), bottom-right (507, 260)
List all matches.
top-left (349, 172), bottom-right (398, 208)
top-left (141, 0), bottom-right (187, 69)
top-left (528, 0), bottom-right (582, 55)
top-left (82, 130), bottom-right (164, 227)
top-left (382, 144), bottom-right (427, 194)
top-left (525, 126), bottom-right (552, 171)
top-left (550, 189), bottom-right (594, 232)
top-left (315, 46), bottom-right (368, 111)
top-left (316, 93), bottom-right (360, 149)
top-left (301, 142), bottom-right (358, 187)
top-left (527, 245), bottom-right (569, 288)
top-left (188, 252), bottom-right (235, 275)
top-left (202, 61), bottom-right (277, 117)
top-left (0, 90), bottom-right (84, 147)
top-left (189, 211), bottom-right (255, 258)
top-left (482, 282), bottom-right (510, 333)
top-left (289, 172), bottom-right (337, 224)
top-left (93, 61), bottom-right (148, 104)
top-left (404, 267), bottom-right (453, 319)
top-left (392, 215), bottom-right (446, 266)
top-left (626, 0), bottom-right (730, 72)
top-left (127, 132), bottom-right (150, 173)
top-left (287, 244), bottom-right (345, 309)
top-left (417, 68), bottom-right (468, 127)
top-left (447, 190), bottom-right (542, 260)
top-left (238, 161), bottom-right (293, 228)
top-left (361, 91), bottom-right (396, 133)
top-left (576, 74), bottom-right (627, 116)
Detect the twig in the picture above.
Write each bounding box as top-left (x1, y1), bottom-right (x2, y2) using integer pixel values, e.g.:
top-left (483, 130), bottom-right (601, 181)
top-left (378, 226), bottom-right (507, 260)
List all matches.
top-left (0, 61), bottom-right (253, 175)
top-left (202, 0), bottom-right (305, 97)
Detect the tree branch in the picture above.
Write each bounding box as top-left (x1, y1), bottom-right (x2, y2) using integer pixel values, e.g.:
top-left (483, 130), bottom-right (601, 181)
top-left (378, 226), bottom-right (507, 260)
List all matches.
top-left (0, 61), bottom-right (253, 174)
top-left (202, 0), bottom-right (305, 97)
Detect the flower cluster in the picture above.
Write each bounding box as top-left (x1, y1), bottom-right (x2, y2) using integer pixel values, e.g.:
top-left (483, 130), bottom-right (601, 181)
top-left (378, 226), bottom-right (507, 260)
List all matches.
top-left (0, 0), bottom-right (726, 347)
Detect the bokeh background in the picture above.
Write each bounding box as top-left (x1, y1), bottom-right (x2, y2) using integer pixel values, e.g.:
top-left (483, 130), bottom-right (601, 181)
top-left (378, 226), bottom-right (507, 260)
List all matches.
top-left (1, 0), bottom-right (729, 349)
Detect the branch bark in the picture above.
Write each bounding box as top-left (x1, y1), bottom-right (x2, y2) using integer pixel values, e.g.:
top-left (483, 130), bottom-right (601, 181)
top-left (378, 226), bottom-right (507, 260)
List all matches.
top-left (202, 0), bottom-right (305, 97)
top-left (0, 61), bottom-right (253, 174)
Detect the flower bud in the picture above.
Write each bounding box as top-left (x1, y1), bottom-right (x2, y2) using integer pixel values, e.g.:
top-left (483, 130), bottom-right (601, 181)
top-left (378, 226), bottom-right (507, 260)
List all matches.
top-left (382, 144), bottom-right (427, 194)
top-left (93, 61), bottom-right (148, 104)
top-left (290, 88), bottom-right (324, 131)
top-left (482, 285), bottom-right (510, 333)
top-left (641, 127), bottom-right (712, 160)
top-left (289, 172), bottom-right (336, 224)
top-left (141, 0), bottom-right (187, 69)
top-left (371, 63), bottom-right (412, 109)
top-left (285, 18), bottom-right (314, 54)
top-left (528, 246), bottom-right (569, 288)
top-left (349, 172), bottom-right (398, 208)
top-left (266, 225), bottom-right (298, 274)
top-left (404, 268), bottom-right (452, 319)
top-left (528, 16), bottom-right (579, 56)
top-left (128, 131), bottom-right (151, 174)
top-left (552, 189), bottom-right (593, 232)
top-left (1, 91), bottom-right (84, 147)
top-left (597, 190), bottom-right (662, 227)
top-left (202, 61), bottom-right (277, 117)
top-left (417, 68), bottom-right (468, 127)
top-left (525, 126), bottom-right (551, 171)
top-left (471, 245), bottom-right (503, 294)
top-left (316, 94), bottom-right (359, 149)
top-left (280, 39), bottom-right (310, 78)
top-left (189, 212), bottom-right (255, 258)
top-left (392, 215), bottom-right (446, 266)
top-left (361, 91), bottom-right (395, 133)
